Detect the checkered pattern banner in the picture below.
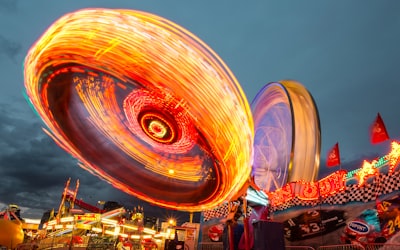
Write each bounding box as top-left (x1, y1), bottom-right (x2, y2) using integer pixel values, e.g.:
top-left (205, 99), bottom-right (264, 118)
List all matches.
top-left (202, 203), bottom-right (230, 222)
top-left (271, 170), bottom-right (400, 212)
top-left (202, 170), bottom-right (400, 221)
top-left (202, 201), bottom-right (253, 222)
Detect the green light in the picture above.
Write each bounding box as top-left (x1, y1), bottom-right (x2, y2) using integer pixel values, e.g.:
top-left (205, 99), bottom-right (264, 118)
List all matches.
top-left (345, 155), bottom-right (388, 179)
top-left (374, 156), bottom-right (388, 168)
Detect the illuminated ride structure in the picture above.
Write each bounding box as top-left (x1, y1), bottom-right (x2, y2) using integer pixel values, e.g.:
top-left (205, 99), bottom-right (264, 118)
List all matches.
top-left (0, 205), bottom-right (24, 249)
top-left (35, 178), bottom-right (184, 249)
top-left (266, 140), bottom-right (400, 211)
top-left (24, 8), bottom-right (321, 249)
top-left (251, 81), bottom-right (320, 193)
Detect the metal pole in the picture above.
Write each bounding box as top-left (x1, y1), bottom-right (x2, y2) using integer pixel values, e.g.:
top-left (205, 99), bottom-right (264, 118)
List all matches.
top-left (242, 198), bottom-right (251, 250)
top-left (69, 217), bottom-right (75, 250)
top-left (228, 222), bottom-right (234, 250)
top-left (228, 202), bottom-right (235, 250)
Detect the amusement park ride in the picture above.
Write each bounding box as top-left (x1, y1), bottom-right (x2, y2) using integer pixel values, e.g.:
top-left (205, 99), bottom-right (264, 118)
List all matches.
top-left (21, 7), bottom-right (324, 250)
top-left (0, 204), bottom-right (25, 248)
top-left (5, 177), bottom-right (198, 249)
top-left (36, 178), bottom-right (192, 249)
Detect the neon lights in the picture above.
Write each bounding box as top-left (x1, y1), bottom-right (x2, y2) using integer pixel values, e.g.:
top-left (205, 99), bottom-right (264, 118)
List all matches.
top-left (346, 169), bottom-right (359, 179)
top-left (355, 160), bottom-right (378, 186)
top-left (269, 142), bottom-right (400, 207)
top-left (346, 141), bottom-right (400, 179)
top-left (268, 170), bottom-right (347, 206)
top-left (375, 155), bottom-right (389, 168)
top-left (387, 141), bottom-right (400, 174)
top-left (268, 182), bottom-right (294, 206)
top-left (302, 182), bottom-right (319, 200)
top-left (75, 213), bottom-right (100, 222)
top-left (346, 156), bottom-right (389, 179)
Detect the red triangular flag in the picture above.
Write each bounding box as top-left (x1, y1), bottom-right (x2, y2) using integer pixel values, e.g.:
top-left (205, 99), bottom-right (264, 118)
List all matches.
top-left (326, 142), bottom-right (341, 167)
top-left (370, 113), bottom-right (389, 144)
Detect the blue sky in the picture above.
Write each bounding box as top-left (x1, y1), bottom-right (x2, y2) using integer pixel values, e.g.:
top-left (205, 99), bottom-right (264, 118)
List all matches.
top-left (0, 0), bottom-right (399, 219)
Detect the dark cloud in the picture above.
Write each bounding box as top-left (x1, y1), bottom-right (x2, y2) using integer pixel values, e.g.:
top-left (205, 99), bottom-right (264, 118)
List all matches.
top-left (0, 100), bottom-right (198, 222)
top-left (0, 101), bottom-right (77, 212)
top-left (0, 36), bottom-right (22, 61)
top-left (0, 0), bottom-right (18, 13)
top-left (0, 0), bottom-right (400, 224)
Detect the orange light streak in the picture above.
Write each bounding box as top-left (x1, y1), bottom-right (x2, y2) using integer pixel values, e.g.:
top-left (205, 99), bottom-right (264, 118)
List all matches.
top-left (24, 8), bottom-right (253, 211)
top-left (356, 160), bottom-right (378, 187)
top-left (387, 141), bottom-right (400, 174)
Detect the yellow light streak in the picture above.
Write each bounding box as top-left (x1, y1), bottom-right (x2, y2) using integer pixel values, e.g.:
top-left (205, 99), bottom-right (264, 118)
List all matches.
top-left (24, 8), bottom-right (253, 211)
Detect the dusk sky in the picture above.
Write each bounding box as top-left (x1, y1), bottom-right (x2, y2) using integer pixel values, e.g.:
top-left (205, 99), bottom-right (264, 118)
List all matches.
top-left (1, 0), bottom-right (400, 221)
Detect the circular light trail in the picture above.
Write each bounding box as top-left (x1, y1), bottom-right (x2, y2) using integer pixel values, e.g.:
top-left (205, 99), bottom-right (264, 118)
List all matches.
top-left (24, 8), bottom-right (254, 211)
top-left (251, 81), bottom-right (321, 192)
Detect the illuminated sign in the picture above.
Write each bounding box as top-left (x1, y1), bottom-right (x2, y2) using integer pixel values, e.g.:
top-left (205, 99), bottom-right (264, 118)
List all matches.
top-left (268, 183), bottom-right (294, 206)
top-left (268, 141), bottom-right (400, 206)
top-left (75, 213), bottom-right (100, 222)
top-left (268, 170), bottom-right (346, 206)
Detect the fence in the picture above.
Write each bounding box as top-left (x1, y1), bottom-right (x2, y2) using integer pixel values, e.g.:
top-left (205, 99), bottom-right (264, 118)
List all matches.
top-left (199, 243), bottom-right (398, 250)
top-left (285, 244), bottom-right (400, 250)
top-left (286, 246), bottom-right (316, 250)
top-left (318, 245), bottom-right (365, 250)
top-left (198, 242), bottom-right (223, 250)
top-left (364, 243), bottom-right (400, 250)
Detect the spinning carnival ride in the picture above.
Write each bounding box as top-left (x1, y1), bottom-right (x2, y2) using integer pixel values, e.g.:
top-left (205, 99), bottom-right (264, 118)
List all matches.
top-left (251, 81), bottom-right (320, 192)
top-left (23, 7), bottom-right (321, 242)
